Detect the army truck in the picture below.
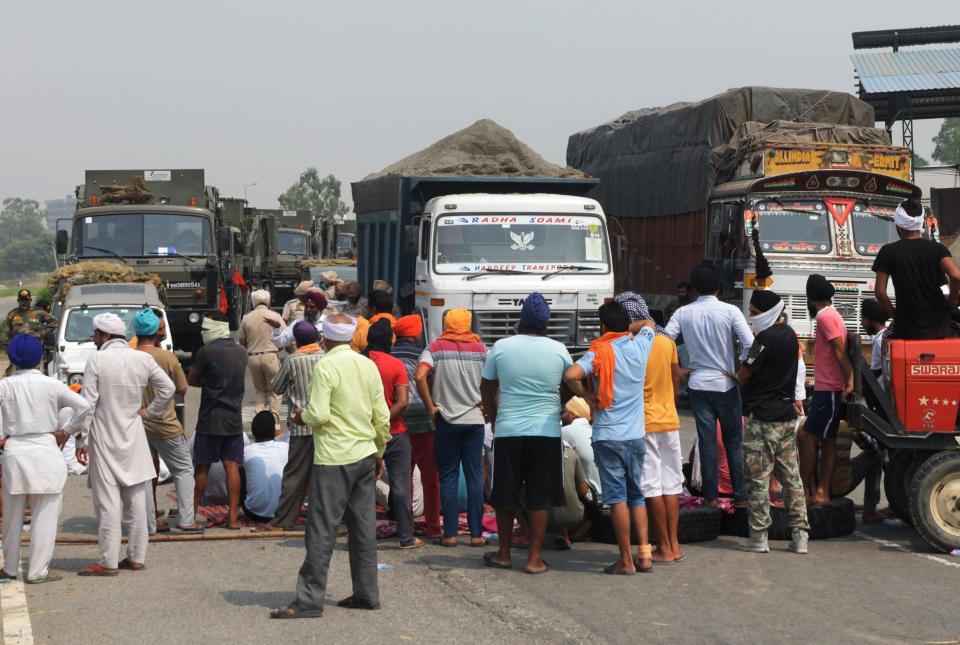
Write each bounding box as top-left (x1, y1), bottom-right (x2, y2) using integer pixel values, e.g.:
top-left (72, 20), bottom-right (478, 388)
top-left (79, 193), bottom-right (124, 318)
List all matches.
top-left (244, 209), bottom-right (324, 307)
top-left (56, 169), bottom-right (243, 354)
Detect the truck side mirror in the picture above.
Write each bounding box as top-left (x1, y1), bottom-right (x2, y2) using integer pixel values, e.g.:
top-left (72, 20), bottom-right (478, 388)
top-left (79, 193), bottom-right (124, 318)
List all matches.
top-left (55, 230), bottom-right (69, 255)
top-left (218, 228), bottom-right (232, 256)
top-left (616, 234), bottom-right (628, 269)
top-left (403, 225), bottom-right (418, 257)
top-left (311, 239), bottom-right (319, 256)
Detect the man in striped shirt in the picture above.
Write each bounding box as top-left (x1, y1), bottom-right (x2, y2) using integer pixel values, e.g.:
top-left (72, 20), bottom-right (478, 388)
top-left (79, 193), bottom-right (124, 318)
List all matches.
top-left (258, 321), bottom-right (324, 532)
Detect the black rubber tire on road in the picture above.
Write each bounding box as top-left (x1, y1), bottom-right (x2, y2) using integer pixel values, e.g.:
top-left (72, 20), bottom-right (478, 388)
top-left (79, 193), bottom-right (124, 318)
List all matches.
top-left (909, 450), bottom-right (960, 554)
top-left (589, 505), bottom-right (723, 545)
top-left (884, 450), bottom-right (922, 525)
top-left (720, 497), bottom-right (856, 540)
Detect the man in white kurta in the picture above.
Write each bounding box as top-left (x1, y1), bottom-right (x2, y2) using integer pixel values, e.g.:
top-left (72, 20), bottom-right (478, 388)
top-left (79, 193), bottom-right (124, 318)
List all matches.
top-left (0, 334), bottom-right (91, 584)
top-left (78, 314), bottom-right (174, 576)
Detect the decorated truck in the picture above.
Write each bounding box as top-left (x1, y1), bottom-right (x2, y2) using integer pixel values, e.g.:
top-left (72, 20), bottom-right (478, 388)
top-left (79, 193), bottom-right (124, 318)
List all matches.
top-left (56, 169), bottom-right (244, 353)
top-left (568, 87), bottom-right (918, 363)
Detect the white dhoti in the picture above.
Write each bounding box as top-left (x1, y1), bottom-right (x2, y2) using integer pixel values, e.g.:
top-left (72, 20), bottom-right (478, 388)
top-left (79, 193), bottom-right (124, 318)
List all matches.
top-left (1, 434), bottom-right (68, 581)
top-left (89, 463), bottom-right (149, 569)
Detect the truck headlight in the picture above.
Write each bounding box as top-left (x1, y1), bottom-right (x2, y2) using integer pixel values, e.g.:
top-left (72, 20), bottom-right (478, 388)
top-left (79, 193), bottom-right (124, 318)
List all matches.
top-left (68, 373), bottom-right (84, 386)
top-left (188, 313), bottom-right (201, 324)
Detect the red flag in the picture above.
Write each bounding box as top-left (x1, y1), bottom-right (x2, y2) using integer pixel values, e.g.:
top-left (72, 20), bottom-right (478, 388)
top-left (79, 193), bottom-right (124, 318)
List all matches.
top-left (233, 268), bottom-right (248, 292)
top-left (218, 284), bottom-right (229, 314)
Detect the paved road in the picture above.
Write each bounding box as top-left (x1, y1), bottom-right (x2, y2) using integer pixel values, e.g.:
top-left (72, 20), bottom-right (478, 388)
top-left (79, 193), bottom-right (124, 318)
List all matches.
top-left (6, 366), bottom-right (960, 644)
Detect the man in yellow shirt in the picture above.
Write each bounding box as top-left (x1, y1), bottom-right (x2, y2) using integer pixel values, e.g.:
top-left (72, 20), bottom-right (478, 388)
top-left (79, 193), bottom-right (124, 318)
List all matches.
top-left (615, 292), bottom-right (686, 565)
top-left (271, 313), bottom-right (391, 620)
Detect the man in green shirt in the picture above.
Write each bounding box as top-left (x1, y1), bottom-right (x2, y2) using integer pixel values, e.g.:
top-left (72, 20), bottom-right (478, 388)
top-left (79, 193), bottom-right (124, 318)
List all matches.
top-left (272, 313), bottom-right (391, 620)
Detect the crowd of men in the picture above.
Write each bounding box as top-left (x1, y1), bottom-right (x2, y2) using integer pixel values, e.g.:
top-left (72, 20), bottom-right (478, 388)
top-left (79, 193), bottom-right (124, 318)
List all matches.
top-left (0, 200), bottom-right (956, 621)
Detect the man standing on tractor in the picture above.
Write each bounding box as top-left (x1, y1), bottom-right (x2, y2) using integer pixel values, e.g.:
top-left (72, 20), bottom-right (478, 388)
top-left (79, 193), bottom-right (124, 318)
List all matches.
top-left (873, 199), bottom-right (960, 340)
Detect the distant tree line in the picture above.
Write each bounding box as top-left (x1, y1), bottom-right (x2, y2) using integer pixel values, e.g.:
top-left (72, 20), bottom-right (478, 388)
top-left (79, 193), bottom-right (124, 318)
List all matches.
top-left (0, 198), bottom-right (55, 280)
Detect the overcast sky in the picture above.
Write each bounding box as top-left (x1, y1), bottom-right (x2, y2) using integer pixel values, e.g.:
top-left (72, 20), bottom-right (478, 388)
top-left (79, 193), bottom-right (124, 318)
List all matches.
top-left (1, 0), bottom-right (954, 209)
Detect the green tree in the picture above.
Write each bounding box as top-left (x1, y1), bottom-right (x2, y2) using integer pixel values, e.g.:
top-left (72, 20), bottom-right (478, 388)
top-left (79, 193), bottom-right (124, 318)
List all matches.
top-left (0, 197), bottom-right (55, 279)
top-left (912, 153), bottom-right (930, 168)
top-left (932, 117), bottom-right (960, 165)
top-left (277, 168), bottom-right (349, 219)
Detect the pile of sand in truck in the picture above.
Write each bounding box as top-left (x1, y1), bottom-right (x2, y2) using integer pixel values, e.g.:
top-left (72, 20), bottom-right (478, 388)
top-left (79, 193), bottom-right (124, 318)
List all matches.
top-left (364, 118), bottom-right (586, 180)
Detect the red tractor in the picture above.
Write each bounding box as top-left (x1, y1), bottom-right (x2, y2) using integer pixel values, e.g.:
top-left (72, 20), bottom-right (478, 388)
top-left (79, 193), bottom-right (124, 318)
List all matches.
top-left (847, 334), bottom-right (960, 553)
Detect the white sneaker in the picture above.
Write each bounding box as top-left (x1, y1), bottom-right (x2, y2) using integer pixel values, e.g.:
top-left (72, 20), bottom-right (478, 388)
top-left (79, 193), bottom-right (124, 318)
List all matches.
top-left (738, 530), bottom-right (769, 553)
top-left (789, 529), bottom-right (809, 554)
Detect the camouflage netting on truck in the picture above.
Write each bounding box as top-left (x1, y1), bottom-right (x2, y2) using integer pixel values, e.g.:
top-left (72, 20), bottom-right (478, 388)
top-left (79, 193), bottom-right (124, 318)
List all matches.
top-left (49, 261), bottom-right (166, 302)
top-left (299, 258), bottom-right (357, 270)
top-left (566, 87), bottom-right (878, 219)
top-left (363, 119), bottom-right (586, 180)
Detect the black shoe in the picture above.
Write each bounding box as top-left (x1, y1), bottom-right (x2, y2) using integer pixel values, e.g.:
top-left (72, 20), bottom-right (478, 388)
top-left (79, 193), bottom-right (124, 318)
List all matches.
top-left (337, 596), bottom-right (380, 610)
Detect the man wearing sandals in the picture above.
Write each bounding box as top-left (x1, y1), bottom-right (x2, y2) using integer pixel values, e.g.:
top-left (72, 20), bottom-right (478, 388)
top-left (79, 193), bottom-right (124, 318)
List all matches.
top-left (565, 302), bottom-right (656, 575)
top-left (78, 313), bottom-right (175, 576)
top-left (272, 314), bottom-right (391, 619)
top-left (0, 334), bottom-right (91, 585)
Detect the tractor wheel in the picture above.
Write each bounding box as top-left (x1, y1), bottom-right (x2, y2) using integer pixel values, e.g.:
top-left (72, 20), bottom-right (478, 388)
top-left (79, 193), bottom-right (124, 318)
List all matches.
top-left (884, 450), bottom-right (922, 525)
top-left (909, 451), bottom-right (960, 553)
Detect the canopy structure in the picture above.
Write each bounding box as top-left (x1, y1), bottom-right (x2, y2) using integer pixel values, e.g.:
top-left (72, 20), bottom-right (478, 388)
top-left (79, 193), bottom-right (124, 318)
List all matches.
top-left (851, 26), bottom-right (960, 172)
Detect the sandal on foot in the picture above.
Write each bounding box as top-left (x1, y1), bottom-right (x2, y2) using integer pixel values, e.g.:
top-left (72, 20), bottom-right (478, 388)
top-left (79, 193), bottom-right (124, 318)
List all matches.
top-left (177, 524), bottom-right (206, 534)
top-left (26, 573), bottom-right (62, 585)
top-left (634, 545), bottom-right (654, 573)
top-left (270, 606), bottom-right (323, 619)
top-left (225, 523), bottom-right (242, 531)
top-left (482, 552), bottom-right (512, 570)
top-left (603, 562), bottom-right (636, 576)
top-left (250, 524), bottom-right (281, 533)
top-left (523, 559), bottom-right (550, 575)
top-left (337, 596), bottom-right (380, 610)
top-left (78, 564), bottom-right (119, 577)
top-left (400, 538), bottom-right (424, 550)
top-left (469, 537), bottom-right (488, 547)
top-left (433, 537), bottom-right (458, 547)
top-left (118, 558), bottom-right (145, 571)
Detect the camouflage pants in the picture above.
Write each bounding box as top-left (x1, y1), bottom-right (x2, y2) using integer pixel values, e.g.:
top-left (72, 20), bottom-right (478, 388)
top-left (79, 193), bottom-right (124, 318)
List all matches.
top-left (744, 417), bottom-right (809, 533)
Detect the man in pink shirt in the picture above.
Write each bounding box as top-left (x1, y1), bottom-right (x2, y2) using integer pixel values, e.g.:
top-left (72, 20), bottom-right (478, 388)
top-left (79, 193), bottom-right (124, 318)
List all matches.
top-left (799, 274), bottom-right (853, 505)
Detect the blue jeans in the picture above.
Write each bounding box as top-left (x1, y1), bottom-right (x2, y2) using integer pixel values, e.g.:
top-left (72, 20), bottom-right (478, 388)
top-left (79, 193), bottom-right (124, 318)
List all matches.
top-left (592, 439), bottom-right (647, 508)
top-left (689, 387), bottom-right (745, 501)
top-left (433, 418), bottom-right (484, 538)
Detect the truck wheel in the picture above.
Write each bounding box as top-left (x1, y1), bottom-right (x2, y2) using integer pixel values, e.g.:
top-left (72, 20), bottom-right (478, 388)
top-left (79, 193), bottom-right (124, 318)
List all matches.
top-left (909, 450), bottom-right (960, 553)
top-left (884, 450), bottom-right (921, 525)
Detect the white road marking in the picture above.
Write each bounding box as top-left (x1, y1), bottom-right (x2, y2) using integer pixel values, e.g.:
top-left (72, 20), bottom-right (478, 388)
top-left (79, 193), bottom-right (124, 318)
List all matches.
top-left (0, 555), bottom-right (35, 645)
top-left (853, 530), bottom-right (960, 570)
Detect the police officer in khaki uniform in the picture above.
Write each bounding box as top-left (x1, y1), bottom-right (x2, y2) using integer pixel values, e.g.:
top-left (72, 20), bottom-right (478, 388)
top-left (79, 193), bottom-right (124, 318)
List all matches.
top-left (281, 281), bottom-right (313, 326)
top-left (239, 290), bottom-right (283, 429)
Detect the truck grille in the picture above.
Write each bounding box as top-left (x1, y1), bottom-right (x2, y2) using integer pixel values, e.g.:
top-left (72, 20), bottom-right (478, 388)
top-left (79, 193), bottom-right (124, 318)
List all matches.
top-left (474, 310), bottom-right (575, 346)
top-left (783, 291), bottom-right (892, 339)
top-left (577, 310), bottom-right (601, 343)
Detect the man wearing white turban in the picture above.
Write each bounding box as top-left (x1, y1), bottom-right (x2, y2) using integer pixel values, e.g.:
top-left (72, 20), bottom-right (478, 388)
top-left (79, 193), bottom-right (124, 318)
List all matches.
top-left (77, 313), bottom-right (176, 576)
top-left (873, 198), bottom-right (960, 339)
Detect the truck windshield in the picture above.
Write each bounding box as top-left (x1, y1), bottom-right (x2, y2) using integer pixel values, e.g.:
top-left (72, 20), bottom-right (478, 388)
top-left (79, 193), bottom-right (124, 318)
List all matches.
top-left (852, 204), bottom-right (897, 256)
top-left (433, 214), bottom-right (609, 274)
top-left (77, 213), bottom-right (212, 257)
top-left (278, 231), bottom-right (308, 255)
top-left (64, 307), bottom-right (142, 342)
top-left (755, 200), bottom-right (831, 254)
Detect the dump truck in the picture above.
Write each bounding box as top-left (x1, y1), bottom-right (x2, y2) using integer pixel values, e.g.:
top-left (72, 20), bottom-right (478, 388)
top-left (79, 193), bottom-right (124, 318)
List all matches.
top-left (56, 169), bottom-right (243, 353)
top-left (352, 175), bottom-right (615, 352)
top-left (568, 87), bottom-right (920, 363)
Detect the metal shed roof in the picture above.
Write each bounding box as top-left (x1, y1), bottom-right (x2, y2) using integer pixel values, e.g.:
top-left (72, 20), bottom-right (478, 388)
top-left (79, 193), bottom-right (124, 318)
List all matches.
top-left (851, 48), bottom-right (960, 93)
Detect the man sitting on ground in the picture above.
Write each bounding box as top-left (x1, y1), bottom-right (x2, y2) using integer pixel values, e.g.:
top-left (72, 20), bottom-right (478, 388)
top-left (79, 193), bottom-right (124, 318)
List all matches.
top-left (561, 397), bottom-right (601, 495)
top-left (242, 411), bottom-right (290, 523)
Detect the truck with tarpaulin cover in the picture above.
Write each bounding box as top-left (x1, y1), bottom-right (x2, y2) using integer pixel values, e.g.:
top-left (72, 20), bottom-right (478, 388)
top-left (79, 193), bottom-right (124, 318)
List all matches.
top-left (567, 87), bottom-right (921, 364)
top-left (244, 208), bottom-right (324, 307)
top-left (56, 169), bottom-right (242, 354)
top-left (351, 175), bottom-right (615, 352)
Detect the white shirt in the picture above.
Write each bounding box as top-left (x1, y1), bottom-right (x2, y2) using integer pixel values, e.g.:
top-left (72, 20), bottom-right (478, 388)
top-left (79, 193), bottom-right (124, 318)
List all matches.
top-left (871, 331), bottom-right (884, 373)
top-left (561, 417), bottom-right (602, 494)
top-left (272, 316), bottom-right (322, 349)
top-left (242, 440), bottom-right (289, 518)
top-left (664, 295), bottom-right (753, 392)
top-left (0, 369), bottom-right (92, 494)
top-left (82, 338), bottom-right (175, 487)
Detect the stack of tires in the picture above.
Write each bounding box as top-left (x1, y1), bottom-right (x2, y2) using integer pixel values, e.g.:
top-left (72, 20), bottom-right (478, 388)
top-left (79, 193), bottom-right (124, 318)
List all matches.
top-left (719, 497), bottom-right (856, 539)
top-left (589, 504), bottom-right (724, 545)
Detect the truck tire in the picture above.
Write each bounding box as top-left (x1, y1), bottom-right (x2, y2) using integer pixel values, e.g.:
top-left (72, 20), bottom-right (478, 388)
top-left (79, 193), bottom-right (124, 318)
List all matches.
top-left (909, 450), bottom-right (960, 553)
top-left (589, 505), bottom-right (722, 545)
top-left (720, 497), bottom-right (855, 540)
top-left (884, 450), bottom-right (922, 525)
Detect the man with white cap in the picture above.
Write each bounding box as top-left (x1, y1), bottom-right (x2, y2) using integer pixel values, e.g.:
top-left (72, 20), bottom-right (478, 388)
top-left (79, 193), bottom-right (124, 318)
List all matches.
top-left (873, 198), bottom-right (960, 340)
top-left (239, 290), bottom-right (284, 426)
top-left (77, 313), bottom-right (175, 576)
top-left (282, 281), bottom-right (314, 325)
top-left (271, 313), bottom-right (391, 619)
top-left (0, 334), bottom-right (91, 584)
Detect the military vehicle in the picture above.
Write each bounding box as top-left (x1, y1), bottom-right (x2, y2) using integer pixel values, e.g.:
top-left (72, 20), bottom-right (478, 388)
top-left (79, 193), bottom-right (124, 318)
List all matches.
top-left (56, 169), bottom-right (244, 353)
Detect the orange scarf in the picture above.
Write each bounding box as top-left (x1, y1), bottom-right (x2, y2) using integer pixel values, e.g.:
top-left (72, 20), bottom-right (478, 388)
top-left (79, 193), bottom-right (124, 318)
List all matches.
top-left (296, 343), bottom-right (323, 355)
top-left (439, 330), bottom-right (482, 343)
top-left (590, 332), bottom-right (630, 409)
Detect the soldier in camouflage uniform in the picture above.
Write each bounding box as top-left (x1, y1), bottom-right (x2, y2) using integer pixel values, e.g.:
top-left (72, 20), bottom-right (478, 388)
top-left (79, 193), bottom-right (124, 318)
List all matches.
top-left (729, 289), bottom-right (809, 554)
top-left (2, 290), bottom-right (59, 371)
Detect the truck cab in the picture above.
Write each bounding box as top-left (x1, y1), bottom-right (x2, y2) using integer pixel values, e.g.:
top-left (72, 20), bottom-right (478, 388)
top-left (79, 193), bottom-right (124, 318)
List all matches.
top-left (414, 193), bottom-right (614, 351)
